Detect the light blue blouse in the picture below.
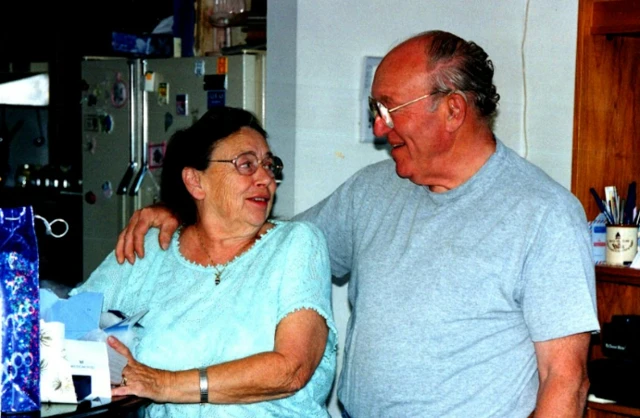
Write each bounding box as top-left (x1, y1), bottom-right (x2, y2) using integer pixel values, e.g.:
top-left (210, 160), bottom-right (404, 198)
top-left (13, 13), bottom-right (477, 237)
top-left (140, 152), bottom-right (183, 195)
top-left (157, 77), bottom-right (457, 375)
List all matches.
top-left (72, 220), bottom-right (337, 418)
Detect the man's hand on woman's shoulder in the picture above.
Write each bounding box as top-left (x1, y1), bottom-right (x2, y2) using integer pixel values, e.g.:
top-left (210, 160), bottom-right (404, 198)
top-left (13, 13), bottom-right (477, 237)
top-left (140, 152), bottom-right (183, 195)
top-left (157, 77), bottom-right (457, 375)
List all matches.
top-left (115, 205), bottom-right (180, 265)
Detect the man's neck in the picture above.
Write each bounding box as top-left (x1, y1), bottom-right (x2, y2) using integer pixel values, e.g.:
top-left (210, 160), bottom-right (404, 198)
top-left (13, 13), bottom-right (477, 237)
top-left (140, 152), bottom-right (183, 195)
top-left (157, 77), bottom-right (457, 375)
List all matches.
top-left (425, 128), bottom-right (496, 193)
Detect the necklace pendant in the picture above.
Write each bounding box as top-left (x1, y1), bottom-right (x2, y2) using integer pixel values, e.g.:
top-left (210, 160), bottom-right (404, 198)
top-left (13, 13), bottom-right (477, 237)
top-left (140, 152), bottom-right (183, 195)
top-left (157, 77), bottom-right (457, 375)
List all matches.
top-left (215, 272), bottom-right (221, 286)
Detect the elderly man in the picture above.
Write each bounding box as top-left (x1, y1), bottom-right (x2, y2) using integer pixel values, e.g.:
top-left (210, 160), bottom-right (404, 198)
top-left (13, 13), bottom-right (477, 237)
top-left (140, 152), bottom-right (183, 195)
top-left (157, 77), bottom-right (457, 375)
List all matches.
top-left (115, 30), bottom-right (599, 417)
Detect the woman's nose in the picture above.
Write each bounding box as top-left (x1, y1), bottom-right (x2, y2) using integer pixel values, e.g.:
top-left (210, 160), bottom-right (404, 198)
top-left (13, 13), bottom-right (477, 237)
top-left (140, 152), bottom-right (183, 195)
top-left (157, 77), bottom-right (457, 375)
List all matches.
top-left (254, 165), bottom-right (275, 186)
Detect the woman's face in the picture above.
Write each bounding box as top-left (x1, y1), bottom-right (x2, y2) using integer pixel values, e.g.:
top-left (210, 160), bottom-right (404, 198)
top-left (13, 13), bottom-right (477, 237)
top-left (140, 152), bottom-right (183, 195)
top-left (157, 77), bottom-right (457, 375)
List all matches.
top-left (199, 127), bottom-right (277, 234)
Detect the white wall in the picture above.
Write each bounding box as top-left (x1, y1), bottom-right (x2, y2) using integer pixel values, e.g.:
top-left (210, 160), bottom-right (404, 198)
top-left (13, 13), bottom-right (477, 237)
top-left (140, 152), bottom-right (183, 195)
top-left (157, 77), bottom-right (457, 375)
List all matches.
top-left (268, 1), bottom-right (579, 416)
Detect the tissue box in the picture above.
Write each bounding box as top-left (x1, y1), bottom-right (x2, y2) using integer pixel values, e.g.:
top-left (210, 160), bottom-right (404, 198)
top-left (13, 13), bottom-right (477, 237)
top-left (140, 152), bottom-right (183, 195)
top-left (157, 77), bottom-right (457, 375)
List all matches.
top-left (41, 287), bottom-right (147, 387)
top-left (66, 339), bottom-right (112, 403)
top-left (40, 320), bottom-right (112, 404)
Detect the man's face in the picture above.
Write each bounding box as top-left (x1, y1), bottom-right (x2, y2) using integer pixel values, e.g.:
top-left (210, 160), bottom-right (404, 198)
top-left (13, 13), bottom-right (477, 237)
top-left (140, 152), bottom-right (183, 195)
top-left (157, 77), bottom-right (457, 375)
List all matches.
top-left (370, 43), bottom-right (448, 185)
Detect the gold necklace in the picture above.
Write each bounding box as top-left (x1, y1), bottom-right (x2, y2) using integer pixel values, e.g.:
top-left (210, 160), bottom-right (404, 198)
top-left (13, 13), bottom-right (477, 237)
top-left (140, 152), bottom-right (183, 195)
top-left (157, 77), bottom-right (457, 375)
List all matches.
top-left (196, 228), bottom-right (226, 285)
top-left (195, 227), bottom-right (259, 286)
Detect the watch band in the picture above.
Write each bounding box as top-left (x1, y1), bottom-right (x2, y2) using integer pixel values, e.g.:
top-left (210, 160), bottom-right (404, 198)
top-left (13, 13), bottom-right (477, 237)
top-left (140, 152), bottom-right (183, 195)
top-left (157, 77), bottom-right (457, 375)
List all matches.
top-left (199, 368), bottom-right (208, 403)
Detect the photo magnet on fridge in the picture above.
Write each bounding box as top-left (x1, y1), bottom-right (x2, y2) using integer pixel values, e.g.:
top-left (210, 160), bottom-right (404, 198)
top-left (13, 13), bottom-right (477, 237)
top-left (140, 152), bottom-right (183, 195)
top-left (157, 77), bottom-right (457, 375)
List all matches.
top-left (111, 73), bottom-right (127, 108)
top-left (207, 90), bottom-right (225, 109)
top-left (158, 82), bottom-right (169, 105)
top-left (176, 94), bottom-right (188, 115)
top-left (149, 142), bottom-right (167, 169)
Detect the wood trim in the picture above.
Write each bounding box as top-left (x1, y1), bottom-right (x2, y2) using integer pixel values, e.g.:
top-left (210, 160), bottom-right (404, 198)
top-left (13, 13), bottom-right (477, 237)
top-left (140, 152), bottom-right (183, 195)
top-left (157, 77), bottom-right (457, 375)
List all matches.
top-left (571, 0), bottom-right (640, 222)
top-left (592, 267), bottom-right (640, 359)
top-left (587, 400), bottom-right (640, 417)
top-left (575, 2), bottom-right (640, 416)
top-left (596, 265), bottom-right (640, 285)
top-left (591, 0), bottom-right (640, 35)
top-left (570, 0), bottom-right (592, 202)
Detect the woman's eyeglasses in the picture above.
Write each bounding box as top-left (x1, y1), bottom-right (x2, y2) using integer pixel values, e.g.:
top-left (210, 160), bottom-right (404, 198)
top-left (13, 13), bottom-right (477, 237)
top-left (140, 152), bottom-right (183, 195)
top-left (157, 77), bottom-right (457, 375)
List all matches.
top-left (209, 151), bottom-right (283, 178)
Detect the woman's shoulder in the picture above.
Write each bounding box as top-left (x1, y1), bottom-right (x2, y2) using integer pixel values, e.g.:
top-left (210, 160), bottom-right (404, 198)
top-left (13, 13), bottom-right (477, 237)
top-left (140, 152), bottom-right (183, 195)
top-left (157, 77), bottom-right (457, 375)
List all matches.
top-left (144, 227), bottom-right (182, 253)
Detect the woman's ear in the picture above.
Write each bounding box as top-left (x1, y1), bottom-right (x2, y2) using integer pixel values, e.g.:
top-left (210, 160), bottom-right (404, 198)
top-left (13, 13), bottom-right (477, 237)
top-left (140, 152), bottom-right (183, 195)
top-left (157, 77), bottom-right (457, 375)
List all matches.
top-left (182, 167), bottom-right (206, 200)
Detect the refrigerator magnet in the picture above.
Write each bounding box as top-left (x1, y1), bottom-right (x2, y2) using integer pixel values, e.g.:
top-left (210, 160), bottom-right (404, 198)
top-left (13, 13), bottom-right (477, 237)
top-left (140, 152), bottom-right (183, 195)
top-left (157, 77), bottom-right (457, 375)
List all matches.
top-left (144, 71), bottom-right (156, 92)
top-left (85, 137), bottom-right (97, 154)
top-left (84, 115), bottom-right (100, 132)
top-left (100, 114), bottom-right (114, 133)
top-left (149, 142), bottom-right (167, 169)
top-left (164, 113), bottom-right (174, 132)
top-left (176, 94), bottom-right (188, 116)
top-left (101, 181), bottom-right (113, 199)
top-left (158, 82), bottom-right (169, 105)
top-left (111, 73), bottom-right (127, 108)
top-left (217, 56), bottom-right (228, 75)
top-left (195, 60), bottom-right (205, 76)
top-left (207, 90), bottom-right (225, 109)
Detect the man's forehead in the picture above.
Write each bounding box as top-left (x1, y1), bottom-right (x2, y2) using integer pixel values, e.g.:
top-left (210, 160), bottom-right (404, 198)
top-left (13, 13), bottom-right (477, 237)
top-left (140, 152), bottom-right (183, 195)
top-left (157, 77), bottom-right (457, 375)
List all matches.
top-left (372, 57), bottom-right (429, 93)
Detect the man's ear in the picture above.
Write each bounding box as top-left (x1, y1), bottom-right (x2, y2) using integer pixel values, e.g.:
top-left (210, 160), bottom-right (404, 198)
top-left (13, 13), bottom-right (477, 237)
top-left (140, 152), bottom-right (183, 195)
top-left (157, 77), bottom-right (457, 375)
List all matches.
top-left (444, 92), bottom-right (467, 132)
top-left (182, 167), bottom-right (205, 200)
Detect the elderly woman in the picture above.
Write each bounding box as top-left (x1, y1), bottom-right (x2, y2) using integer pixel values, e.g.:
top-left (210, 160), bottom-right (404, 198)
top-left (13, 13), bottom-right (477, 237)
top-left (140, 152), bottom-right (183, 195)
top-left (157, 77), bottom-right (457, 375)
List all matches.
top-left (70, 107), bottom-right (337, 417)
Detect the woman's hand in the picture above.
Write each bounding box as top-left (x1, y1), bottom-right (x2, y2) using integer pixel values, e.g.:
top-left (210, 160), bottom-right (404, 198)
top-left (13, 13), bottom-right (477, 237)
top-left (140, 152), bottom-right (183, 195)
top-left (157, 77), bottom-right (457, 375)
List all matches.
top-left (115, 205), bottom-right (180, 265)
top-left (108, 336), bottom-right (174, 402)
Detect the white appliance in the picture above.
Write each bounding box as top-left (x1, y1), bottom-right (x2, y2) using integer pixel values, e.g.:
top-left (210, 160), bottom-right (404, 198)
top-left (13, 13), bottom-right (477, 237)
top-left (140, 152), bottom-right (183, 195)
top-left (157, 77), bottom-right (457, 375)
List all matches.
top-left (81, 52), bottom-right (266, 279)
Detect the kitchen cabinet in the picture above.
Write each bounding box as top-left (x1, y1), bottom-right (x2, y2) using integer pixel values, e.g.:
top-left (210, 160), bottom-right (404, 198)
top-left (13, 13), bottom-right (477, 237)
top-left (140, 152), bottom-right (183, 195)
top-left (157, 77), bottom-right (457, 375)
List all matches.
top-left (584, 266), bottom-right (640, 417)
top-left (572, 1), bottom-right (640, 416)
top-left (590, 0), bottom-right (640, 35)
top-left (572, 0), bottom-right (640, 221)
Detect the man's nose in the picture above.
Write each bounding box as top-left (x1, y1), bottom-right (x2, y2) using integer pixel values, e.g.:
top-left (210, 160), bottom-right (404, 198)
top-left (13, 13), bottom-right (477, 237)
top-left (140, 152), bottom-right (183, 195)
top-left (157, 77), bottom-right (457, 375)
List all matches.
top-left (372, 116), bottom-right (392, 138)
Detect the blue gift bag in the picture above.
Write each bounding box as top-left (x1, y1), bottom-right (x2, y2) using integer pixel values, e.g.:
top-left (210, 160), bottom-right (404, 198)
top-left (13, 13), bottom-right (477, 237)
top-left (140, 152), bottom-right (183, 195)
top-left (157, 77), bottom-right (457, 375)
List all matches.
top-left (1, 206), bottom-right (40, 414)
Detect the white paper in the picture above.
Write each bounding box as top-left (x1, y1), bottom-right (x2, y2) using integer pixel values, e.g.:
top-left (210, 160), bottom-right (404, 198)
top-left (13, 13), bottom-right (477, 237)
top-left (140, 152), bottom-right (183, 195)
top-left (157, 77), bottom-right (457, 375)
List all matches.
top-left (40, 320), bottom-right (76, 403)
top-left (65, 340), bottom-right (112, 403)
top-left (82, 309), bottom-right (148, 384)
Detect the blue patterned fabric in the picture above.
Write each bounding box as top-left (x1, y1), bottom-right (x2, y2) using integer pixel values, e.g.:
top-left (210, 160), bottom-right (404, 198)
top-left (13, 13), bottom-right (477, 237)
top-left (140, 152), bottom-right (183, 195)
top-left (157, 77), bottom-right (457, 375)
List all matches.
top-left (1, 206), bottom-right (40, 413)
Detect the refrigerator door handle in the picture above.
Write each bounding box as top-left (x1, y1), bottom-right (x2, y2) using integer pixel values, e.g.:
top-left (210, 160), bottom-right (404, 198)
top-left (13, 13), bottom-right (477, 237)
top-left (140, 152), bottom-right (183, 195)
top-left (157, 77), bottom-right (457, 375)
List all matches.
top-left (116, 161), bottom-right (138, 195)
top-left (128, 164), bottom-right (148, 196)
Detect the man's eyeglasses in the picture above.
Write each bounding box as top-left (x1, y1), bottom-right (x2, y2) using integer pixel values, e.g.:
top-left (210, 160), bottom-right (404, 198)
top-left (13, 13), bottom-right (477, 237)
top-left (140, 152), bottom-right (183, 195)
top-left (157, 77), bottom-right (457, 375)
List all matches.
top-left (209, 151), bottom-right (284, 178)
top-left (368, 93), bottom-right (435, 129)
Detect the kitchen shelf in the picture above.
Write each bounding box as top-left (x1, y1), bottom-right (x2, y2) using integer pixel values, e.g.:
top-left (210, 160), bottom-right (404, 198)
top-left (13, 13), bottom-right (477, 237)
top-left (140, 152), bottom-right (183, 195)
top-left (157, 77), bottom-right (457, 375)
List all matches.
top-left (588, 401), bottom-right (640, 417)
top-left (596, 265), bottom-right (640, 286)
top-left (587, 266), bottom-right (640, 417)
top-left (575, 0), bottom-right (640, 415)
top-left (592, 265), bottom-right (640, 338)
top-left (591, 0), bottom-right (640, 35)
top-left (0, 186), bottom-right (82, 208)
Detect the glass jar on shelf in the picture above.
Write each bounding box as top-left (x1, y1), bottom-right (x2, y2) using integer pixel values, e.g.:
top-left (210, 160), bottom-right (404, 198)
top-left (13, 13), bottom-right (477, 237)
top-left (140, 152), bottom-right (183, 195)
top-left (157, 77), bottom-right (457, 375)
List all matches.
top-left (15, 164), bottom-right (31, 188)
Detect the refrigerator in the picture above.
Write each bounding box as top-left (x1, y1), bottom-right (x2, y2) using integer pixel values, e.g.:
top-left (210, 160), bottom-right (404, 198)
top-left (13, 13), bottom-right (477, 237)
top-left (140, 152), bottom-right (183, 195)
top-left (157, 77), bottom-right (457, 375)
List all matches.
top-left (81, 52), bottom-right (266, 280)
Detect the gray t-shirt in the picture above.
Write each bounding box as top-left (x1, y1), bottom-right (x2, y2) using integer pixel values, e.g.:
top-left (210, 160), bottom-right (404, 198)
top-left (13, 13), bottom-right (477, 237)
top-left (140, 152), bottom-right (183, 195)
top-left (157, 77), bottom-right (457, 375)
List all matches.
top-left (295, 139), bottom-right (599, 417)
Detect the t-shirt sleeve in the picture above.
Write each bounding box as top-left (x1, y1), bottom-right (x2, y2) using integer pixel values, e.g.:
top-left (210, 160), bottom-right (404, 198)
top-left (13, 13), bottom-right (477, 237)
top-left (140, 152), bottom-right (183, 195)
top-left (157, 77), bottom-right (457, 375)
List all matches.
top-left (520, 202), bottom-right (600, 341)
top-left (276, 222), bottom-right (338, 349)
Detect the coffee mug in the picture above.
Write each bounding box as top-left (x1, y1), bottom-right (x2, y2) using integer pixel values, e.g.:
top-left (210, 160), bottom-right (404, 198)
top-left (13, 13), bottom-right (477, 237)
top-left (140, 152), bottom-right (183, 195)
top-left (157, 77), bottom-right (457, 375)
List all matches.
top-left (605, 224), bottom-right (639, 266)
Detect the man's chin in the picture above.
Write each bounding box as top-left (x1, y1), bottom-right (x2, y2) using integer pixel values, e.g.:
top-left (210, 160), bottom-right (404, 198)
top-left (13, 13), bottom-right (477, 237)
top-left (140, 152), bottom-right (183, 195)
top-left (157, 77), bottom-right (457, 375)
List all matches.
top-left (393, 163), bottom-right (412, 179)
